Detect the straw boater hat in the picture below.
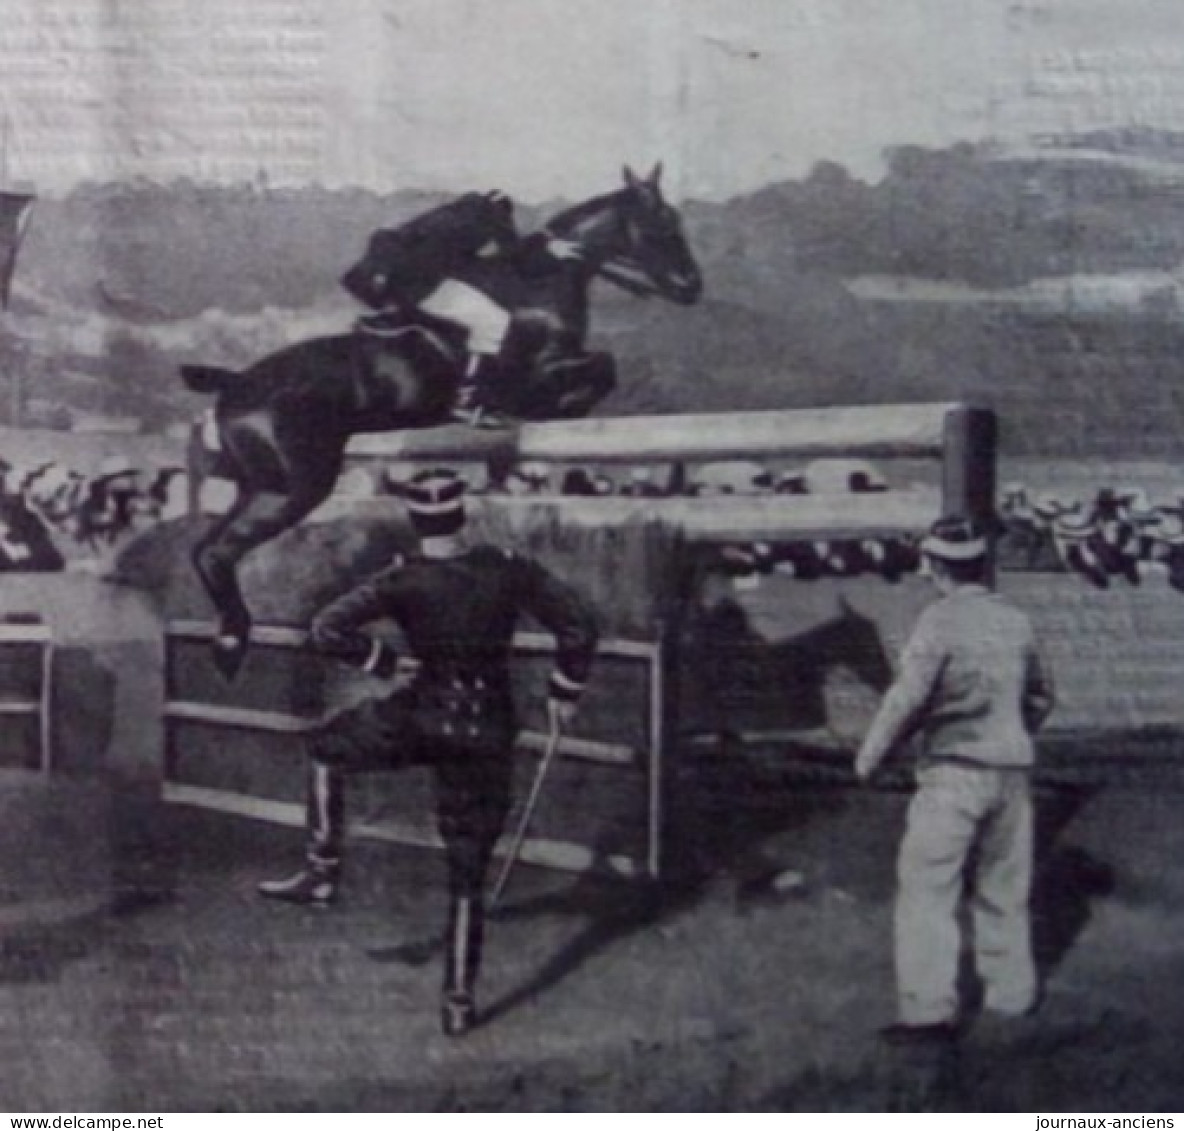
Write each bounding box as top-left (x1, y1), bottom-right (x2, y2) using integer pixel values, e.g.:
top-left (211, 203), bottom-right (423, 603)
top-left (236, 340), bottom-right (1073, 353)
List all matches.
top-left (381, 461), bottom-right (420, 493)
top-left (1116, 486), bottom-right (1156, 521)
top-left (95, 455), bottom-right (139, 485)
top-left (1050, 505), bottom-right (1094, 545)
top-left (1147, 509), bottom-right (1184, 547)
top-left (1032, 491), bottom-right (1073, 524)
top-left (775, 470), bottom-right (808, 495)
top-left (513, 461), bottom-right (550, 491)
top-left (402, 469), bottom-right (467, 537)
top-left (920, 515), bottom-right (988, 562)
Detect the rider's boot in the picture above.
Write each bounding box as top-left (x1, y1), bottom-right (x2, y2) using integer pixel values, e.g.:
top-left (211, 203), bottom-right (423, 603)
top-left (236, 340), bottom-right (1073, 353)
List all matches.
top-left (257, 860), bottom-right (339, 907)
top-left (451, 354), bottom-right (512, 430)
top-left (258, 764), bottom-right (342, 908)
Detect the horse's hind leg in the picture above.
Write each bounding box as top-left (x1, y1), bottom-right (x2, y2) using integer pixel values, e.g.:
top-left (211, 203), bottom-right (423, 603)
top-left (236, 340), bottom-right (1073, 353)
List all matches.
top-left (193, 485), bottom-right (333, 679)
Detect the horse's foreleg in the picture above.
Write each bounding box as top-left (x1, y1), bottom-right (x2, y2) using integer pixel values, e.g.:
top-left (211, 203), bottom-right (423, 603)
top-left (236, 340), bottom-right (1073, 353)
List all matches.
top-left (191, 490), bottom-right (253, 655)
top-left (193, 487), bottom-right (332, 679)
top-left (525, 352), bottom-right (617, 420)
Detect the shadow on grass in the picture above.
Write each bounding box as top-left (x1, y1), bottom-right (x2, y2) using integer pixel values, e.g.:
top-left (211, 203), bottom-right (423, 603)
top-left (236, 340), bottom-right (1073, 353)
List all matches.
top-left (0, 906), bottom-right (108, 985)
top-left (1031, 785), bottom-right (1115, 981)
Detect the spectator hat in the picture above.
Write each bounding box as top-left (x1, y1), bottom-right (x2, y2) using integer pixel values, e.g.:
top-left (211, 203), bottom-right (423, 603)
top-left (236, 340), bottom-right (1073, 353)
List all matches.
top-left (96, 455), bottom-right (138, 483)
top-left (920, 515), bottom-right (988, 562)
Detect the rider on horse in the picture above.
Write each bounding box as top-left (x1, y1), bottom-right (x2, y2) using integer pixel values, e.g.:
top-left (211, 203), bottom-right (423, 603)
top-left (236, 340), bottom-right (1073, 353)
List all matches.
top-left (341, 190), bottom-right (583, 428)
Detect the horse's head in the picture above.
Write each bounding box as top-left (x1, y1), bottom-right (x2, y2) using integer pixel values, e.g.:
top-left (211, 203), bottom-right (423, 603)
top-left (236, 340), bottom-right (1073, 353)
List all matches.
top-left (550, 164), bottom-right (703, 305)
top-left (609, 164), bottom-right (702, 304)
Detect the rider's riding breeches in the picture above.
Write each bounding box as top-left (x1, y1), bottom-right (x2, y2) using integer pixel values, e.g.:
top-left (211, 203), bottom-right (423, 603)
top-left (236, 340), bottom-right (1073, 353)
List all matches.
top-left (419, 279), bottom-right (511, 356)
top-left (304, 692), bottom-right (514, 880)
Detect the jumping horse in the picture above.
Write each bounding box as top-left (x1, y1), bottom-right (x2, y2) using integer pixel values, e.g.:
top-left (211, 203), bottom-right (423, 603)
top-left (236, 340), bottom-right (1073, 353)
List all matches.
top-left (181, 165), bottom-right (702, 677)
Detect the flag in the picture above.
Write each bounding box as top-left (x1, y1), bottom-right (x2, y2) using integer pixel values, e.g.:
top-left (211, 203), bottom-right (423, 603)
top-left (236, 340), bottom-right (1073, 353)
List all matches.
top-left (0, 191), bottom-right (34, 309)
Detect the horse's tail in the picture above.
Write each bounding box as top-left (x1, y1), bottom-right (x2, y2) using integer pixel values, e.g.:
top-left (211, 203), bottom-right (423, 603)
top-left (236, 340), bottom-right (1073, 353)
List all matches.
top-left (180, 364), bottom-right (237, 395)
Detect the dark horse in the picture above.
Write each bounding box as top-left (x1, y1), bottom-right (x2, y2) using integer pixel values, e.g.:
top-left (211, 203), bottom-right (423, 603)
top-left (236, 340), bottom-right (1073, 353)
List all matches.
top-left (181, 165), bottom-right (702, 676)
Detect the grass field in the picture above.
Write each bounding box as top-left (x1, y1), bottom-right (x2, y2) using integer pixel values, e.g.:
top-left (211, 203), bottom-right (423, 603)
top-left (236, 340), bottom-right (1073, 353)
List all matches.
top-left (1, 768), bottom-right (1182, 1112)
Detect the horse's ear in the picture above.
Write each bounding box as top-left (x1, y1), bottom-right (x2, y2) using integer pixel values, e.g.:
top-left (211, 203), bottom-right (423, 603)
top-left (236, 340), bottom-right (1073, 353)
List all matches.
top-left (648, 162), bottom-right (664, 188)
top-left (623, 164), bottom-right (642, 191)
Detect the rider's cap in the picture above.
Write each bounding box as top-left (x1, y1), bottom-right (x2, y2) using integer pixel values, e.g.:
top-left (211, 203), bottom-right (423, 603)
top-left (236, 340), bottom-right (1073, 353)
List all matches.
top-left (404, 469), bottom-right (467, 534)
top-left (920, 515), bottom-right (989, 562)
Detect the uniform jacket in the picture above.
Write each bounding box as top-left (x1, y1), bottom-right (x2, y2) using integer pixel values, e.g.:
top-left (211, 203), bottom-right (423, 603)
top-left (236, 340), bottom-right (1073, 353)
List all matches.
top-left (309, 545), bottom-right (599, 719)
top-left (856, 585), bottom-right (1055, 776)
top-left (340, 192), bottom-right (521, 310)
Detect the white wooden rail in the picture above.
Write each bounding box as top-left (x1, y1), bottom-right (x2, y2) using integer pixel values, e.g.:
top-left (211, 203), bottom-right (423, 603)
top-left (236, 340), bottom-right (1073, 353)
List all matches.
top-left (195, 401), bottom-right (996, 536)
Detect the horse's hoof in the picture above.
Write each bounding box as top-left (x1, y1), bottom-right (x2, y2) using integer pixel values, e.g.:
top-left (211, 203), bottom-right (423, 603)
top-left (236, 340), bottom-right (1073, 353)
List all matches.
top-left (212, 634), bottom-right (247, 680)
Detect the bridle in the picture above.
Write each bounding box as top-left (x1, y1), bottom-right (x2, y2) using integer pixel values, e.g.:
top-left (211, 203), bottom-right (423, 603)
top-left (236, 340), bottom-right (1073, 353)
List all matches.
top-left (542, 203), bottom-right (667, 299)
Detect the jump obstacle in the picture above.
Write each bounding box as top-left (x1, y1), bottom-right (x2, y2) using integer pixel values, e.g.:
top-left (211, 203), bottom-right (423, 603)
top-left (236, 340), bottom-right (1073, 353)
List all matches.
top-left (165, 402), bottom-right (996, 879)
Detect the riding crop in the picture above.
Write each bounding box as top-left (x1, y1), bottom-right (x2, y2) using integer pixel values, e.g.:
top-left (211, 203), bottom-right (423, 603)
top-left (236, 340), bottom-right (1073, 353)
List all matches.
top-left (490, 714), bottom-right (563, 908)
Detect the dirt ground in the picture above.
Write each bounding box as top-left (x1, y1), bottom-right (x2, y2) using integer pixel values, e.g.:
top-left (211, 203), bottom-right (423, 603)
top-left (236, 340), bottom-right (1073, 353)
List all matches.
top-left (1, 759), bottom-right (1183, 1113)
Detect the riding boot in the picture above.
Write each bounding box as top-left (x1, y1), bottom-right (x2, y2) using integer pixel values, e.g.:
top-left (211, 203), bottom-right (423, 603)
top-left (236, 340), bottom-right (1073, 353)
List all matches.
top-left (258, 763), bottom-right (343, 907)
top-left (451, 354), bottom-right (512, 429)
top-left (440, 894), bottom-right (484, 1036)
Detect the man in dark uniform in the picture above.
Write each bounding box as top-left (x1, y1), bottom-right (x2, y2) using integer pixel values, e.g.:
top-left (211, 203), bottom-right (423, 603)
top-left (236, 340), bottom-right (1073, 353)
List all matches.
top-left (258, 469), bottom-right (599, 1035)
top-left (341, 190), bottom-right (583, 428)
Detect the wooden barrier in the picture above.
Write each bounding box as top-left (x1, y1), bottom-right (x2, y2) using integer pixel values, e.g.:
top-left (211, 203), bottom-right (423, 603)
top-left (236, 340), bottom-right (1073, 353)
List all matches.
top-left (201, 400), bottom-right (969, 460)
top-left (178, 402), bottom-right (997, 879)
top-left (195, 401), bottom-right (995, 533)
top-left (163, 621), bottom-right (667, 880)
top-left (341, 402), bottom-right (960, 462)
top-left (0, 622), bottom-right (54, 774)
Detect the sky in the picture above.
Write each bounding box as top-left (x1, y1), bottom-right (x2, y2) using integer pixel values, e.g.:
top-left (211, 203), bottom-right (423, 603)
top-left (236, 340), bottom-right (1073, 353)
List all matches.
top-left (4, 0), bottom-right (1184, 201)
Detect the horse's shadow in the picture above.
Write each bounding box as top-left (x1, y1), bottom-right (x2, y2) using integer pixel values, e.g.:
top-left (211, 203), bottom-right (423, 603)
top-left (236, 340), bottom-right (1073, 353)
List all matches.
top-left (680, 593), bottom-right (895, 742)
top-left (424, 599), bottom-right (897, 1026)
top-left (0, 907), bottom-right (106, 985)
top-left (671, 595), bottom-right (895, 881)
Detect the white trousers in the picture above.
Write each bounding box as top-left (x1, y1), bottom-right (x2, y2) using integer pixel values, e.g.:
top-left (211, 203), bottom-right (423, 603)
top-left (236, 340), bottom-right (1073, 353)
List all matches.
top-left (419, 279), bottom-right (511, 356)
top-left (894, 762), bottom-right (1037, 1025)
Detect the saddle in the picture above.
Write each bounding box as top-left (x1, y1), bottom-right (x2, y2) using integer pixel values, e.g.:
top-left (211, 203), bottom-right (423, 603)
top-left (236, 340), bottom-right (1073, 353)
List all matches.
top-left (353, 312), bottom-right (464, 384)
top-left (352, 307), bottom-right (592, 422)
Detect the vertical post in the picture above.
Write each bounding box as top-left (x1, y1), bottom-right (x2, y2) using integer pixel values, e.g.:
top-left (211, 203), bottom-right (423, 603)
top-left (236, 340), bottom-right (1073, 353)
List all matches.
top-left (942, 404), bottom-right (998, 583)
top-left (941, 405), bottom-right (996, 521)
top-left (39, 638), bottom-right (52, 775)
top-left (646, 638), bottom-right (664, 881)
top-left (187, 419), bottom-right (207, 517)
top-left (162, 625), bottom-right (176, 782)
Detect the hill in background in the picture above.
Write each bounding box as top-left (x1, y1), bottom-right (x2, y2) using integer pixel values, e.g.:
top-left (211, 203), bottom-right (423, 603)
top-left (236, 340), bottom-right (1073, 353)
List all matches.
top-left (7, 128), bottom-right (1184, 456)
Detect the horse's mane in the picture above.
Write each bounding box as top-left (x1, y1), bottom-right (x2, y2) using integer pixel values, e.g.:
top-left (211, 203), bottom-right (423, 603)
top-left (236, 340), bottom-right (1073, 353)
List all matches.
top-left (544, 190), bottom-right (628, 237)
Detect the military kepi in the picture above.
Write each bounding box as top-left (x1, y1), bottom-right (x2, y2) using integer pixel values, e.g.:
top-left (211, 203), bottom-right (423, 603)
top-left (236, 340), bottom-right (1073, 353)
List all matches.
top-left (403, 468), bottom-right (467, 536)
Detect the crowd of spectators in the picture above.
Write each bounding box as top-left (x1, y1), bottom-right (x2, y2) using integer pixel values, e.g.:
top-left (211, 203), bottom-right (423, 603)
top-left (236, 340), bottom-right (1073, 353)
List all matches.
top-left (0, 455), bottom-right (187, 571)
